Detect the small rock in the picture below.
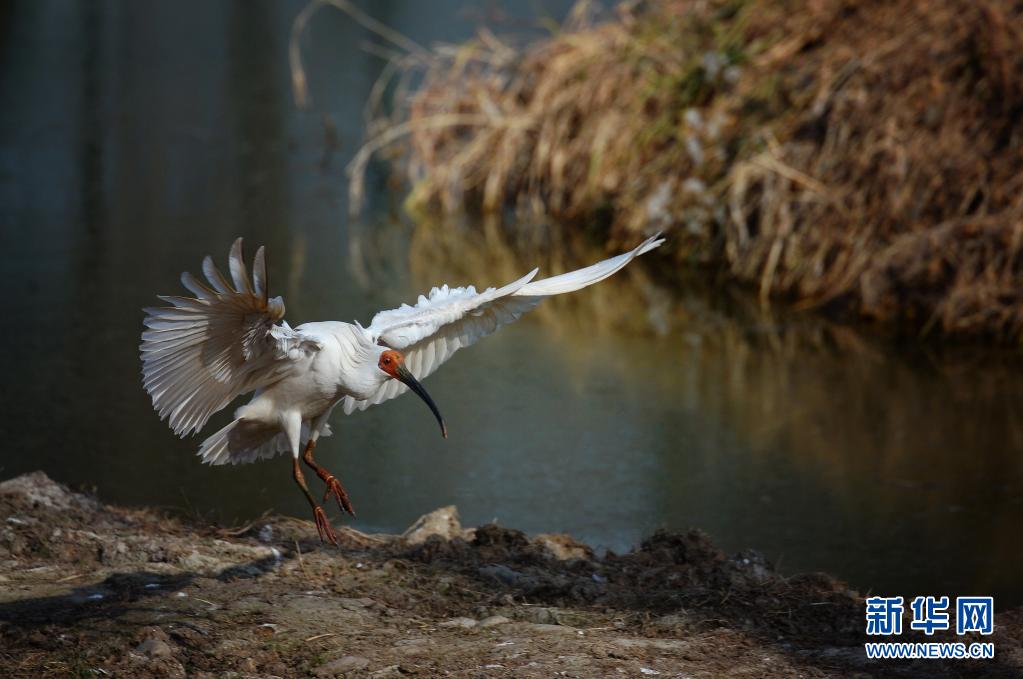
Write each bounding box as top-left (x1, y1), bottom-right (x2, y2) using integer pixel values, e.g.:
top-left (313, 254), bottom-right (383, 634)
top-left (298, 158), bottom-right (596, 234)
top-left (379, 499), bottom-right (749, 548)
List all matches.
top-left (337, 597), bottom-right (376, 611)
top-left (478, 615), bottom-right (510, 628)
top-left (135, 638), bottom-right (173, 658)
top-left (439, 617), bottom-right (477, 629)
top-left (314, 655), bottom-right (370, 676)
top-left (533, 533), bottom-right (593, 561)
top-left (369, 665), bottom-right (403, 678)
top-left (257, 524), bottom-right (274, 543)
top-left (237, 657), bottom-right (257, 673)
top-left (402, 505), bottom-right (470, 544)
top-left (520, 607), bottom-right (556, 624)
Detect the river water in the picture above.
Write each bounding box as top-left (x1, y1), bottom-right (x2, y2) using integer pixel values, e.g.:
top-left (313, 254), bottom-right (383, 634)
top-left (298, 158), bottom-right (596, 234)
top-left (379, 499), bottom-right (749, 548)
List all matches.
top-left (2, 1), bottom-right (1022, 606)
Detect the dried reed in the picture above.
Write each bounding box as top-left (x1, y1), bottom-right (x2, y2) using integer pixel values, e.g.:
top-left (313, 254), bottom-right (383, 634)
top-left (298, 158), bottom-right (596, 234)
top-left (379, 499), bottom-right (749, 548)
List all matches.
top-left (296, 0), bottom-right (1023, 340)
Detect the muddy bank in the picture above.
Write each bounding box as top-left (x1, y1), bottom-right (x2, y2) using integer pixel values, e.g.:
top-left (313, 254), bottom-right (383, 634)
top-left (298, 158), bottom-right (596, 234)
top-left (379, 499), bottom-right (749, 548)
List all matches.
top-left (1, 472), bottom-right (1020, 677)
top-left (346, 0), bottom-right (1023, 340)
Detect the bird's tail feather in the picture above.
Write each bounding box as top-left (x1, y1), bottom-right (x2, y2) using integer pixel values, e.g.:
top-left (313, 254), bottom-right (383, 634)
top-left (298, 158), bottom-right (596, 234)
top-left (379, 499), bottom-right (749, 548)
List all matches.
top-left (198, 418), bottom-right (333, 466)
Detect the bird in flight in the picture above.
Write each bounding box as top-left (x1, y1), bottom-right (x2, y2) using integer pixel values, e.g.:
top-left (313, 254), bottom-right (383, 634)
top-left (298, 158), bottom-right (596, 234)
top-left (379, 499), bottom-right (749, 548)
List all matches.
top-left (141, 235), bottom-right (663, 543)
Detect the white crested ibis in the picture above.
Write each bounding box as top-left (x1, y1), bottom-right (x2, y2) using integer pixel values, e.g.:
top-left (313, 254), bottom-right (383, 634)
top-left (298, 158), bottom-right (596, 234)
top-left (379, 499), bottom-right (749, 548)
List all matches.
top-left (141, 234), bottom-right (664, 543)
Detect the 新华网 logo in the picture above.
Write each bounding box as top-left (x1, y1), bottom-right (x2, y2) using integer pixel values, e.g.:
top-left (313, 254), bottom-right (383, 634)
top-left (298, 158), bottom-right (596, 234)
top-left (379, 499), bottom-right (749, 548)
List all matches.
top-left (863, 595), bottom-right (994, 660)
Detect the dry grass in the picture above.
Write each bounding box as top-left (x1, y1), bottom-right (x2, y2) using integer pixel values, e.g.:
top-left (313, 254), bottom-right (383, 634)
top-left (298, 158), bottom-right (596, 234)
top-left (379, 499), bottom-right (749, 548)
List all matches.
top-left (297, 0), bottom-right (1023, 340)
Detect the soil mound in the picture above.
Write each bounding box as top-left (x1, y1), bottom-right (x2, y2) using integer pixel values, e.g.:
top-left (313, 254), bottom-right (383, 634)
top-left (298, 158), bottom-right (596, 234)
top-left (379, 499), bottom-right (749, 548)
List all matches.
top-left (2, 472), bottom-right (1020, 676)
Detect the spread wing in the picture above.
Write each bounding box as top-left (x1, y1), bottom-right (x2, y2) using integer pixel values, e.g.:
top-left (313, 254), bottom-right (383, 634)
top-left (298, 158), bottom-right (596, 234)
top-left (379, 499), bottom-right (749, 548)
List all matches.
top-left (342, 234), bottom-right (664, 414)
top-left (141, 238), bottom-right (321, 437)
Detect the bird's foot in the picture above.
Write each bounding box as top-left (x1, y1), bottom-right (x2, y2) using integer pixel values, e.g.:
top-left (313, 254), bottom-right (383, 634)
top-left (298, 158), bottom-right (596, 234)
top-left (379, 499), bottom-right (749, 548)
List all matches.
top-left (322, 475), bottom-right (357, 518)
top-left (312, 506), bottom-right (339, 546)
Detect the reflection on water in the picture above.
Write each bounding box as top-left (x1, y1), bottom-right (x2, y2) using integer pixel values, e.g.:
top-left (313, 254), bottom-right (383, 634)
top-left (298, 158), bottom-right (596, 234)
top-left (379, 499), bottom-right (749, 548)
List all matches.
top-left (399, 219), bottom-right (1023, 602)
top-left (1, 1), bottom-right (1022, 606)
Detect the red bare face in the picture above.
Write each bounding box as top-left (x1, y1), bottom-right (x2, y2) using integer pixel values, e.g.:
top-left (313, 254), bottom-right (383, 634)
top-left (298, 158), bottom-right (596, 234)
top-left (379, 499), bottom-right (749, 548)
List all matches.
top-left (378, 349), bottom-right (405, 379)
top-left (376, 348), bottom-right (447, 438)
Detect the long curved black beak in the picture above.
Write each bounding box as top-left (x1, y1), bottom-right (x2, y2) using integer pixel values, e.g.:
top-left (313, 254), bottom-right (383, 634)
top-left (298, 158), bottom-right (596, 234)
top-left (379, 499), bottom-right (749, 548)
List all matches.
top-left (396, 364), bottom-right (448, 438)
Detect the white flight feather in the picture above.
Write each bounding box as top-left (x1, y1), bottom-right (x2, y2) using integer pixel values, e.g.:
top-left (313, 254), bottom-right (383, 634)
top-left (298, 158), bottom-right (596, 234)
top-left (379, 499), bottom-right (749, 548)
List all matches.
top-left (343, 233), bottom-right (664, 414)
top-left (140, 237), bottom-right (320, 437)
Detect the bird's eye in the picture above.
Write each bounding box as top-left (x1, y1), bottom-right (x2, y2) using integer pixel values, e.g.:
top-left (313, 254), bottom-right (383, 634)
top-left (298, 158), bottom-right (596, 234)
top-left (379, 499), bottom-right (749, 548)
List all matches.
top-left (383, 357), bottom-right (391, 365)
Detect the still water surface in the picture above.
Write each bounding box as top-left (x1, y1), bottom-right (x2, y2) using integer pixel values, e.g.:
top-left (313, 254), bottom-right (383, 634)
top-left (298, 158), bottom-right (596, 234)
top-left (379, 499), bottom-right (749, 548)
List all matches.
top-left (2, 1), bottom-right (1022, 606)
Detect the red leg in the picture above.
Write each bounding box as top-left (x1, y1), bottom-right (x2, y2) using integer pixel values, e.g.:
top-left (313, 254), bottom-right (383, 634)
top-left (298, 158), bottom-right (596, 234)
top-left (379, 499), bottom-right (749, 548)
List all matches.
top-left (292, 456), bottom-right (338, 545)
top-left (303, 439), bottom-right (357, 517)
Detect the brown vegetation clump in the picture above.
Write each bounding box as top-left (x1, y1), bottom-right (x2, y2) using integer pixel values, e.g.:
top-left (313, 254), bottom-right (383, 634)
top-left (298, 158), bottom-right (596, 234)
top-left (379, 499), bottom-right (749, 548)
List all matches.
top-left (358, 0), bottom-right (1023, 340)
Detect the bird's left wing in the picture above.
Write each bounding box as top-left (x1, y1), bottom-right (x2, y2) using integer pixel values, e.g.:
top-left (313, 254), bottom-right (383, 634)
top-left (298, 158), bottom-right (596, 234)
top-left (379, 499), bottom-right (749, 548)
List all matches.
top-left (342, 233), bottom-right (664, 413)
top-left (141, 238), bottom-right (321, 437)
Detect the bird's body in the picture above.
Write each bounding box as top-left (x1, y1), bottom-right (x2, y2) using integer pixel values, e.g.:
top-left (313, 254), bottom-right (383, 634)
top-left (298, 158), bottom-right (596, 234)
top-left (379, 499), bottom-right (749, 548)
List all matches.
top-left (141, 235), bottom-right (663, 542)
top-left (195, 320), bottom-right (388, 467)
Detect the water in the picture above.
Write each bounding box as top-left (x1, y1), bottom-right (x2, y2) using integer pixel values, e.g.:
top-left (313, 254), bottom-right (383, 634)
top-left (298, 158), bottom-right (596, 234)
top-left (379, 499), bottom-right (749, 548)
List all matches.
top-left (2, 1), bottom-right (1022, 606)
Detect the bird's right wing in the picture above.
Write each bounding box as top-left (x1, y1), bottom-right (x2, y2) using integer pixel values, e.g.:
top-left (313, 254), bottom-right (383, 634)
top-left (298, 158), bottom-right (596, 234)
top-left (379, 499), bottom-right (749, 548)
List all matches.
top-left (342, 234), bottom-right (664, 413)
top-left (141, 238), bottom-right (321, 437)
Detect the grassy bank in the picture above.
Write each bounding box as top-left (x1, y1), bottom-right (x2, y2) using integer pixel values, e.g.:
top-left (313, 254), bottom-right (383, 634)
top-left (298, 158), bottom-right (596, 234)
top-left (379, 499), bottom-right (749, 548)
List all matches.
top-left (350, 0), bottom-right (1023, 340)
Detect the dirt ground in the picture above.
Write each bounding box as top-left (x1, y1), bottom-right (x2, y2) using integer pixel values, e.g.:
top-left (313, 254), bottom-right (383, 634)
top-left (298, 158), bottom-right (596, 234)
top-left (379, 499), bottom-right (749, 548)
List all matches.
top-left (1, 472), bottom-right (1020, 678)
